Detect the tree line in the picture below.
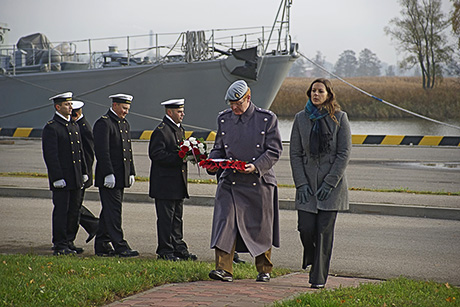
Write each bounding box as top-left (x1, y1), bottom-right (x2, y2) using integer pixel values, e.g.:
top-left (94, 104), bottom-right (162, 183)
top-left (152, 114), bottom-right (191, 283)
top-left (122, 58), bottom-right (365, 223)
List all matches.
top-left (289, 0), bottom-right (460, 89)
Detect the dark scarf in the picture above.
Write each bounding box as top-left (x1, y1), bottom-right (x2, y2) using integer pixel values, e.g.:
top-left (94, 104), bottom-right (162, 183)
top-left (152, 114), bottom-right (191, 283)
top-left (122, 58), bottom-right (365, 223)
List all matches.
top-left (304, 99), bottom-right (332, 157)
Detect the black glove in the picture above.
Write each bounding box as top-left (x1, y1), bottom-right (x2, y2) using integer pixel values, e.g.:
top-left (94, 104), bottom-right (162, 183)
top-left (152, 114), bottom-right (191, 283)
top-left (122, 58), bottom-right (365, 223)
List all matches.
top-left (296, 184), bottom-right (313, 204)
top-left (315, 182), bottom-right (334, 201)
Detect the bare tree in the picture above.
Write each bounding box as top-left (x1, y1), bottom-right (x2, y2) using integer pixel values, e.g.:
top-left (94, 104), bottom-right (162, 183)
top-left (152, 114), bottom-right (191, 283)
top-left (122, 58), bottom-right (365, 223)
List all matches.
top-left (385, 0), bottom-right (452, 89)
top-left (451, 0), bottom-right (460, 49)
top-left (448, 0), bottom-right (460, 76)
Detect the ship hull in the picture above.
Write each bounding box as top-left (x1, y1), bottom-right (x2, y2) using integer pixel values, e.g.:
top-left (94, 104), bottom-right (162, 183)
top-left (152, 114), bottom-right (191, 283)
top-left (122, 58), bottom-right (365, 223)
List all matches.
top-left (0, 54), bottom-right (295, 131)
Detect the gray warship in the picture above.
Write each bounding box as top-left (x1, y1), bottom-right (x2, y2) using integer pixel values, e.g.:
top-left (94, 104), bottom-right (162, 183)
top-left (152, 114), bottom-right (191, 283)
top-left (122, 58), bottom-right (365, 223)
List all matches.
top-left (0, 0), bottom-right (297, 132)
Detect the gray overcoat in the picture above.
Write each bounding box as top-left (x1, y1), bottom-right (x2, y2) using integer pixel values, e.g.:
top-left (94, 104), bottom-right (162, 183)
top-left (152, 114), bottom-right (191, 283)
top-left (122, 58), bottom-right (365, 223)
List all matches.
top-left (209, 103), bottom-right (283, 257)
top-left (289, 110), bottom-right (352, 213)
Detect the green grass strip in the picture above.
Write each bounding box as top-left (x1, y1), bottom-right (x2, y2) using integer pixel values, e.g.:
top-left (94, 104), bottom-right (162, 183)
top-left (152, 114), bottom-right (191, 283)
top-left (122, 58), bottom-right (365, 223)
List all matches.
top-left (274, 277), bottom-right (459, 307)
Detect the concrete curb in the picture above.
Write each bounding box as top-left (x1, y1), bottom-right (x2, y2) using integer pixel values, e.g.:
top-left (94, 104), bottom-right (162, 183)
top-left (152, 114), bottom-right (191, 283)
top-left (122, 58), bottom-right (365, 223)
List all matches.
top-left (1, 187), bottom-right (459, 221)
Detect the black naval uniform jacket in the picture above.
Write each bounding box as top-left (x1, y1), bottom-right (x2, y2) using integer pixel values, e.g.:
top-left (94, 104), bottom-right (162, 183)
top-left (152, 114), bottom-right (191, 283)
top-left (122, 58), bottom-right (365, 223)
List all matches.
top-left (42, 114), bottom-right (86, 190)
top-left (76, 115), bottom-right (95, 189)
top-left (93, 110), bottom-right (135, 188)
top-left (149, 116), bottom-right (188, 200)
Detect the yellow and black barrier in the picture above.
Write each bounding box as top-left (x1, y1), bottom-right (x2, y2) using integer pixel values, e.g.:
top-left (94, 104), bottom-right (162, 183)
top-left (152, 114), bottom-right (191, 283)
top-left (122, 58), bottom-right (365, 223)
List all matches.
top-left (1, 128), bottom-right (459, 146)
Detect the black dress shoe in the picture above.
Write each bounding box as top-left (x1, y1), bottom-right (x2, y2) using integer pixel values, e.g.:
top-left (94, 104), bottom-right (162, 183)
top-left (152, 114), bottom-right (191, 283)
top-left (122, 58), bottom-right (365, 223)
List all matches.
top-left (68, 243), bottom-right (84, 254)
top-left (175, 251), bottom-right (197, 261)
top-left (117, 249), bottom-right (139, 258)
top-left (256, 272), bottom-right (270, 282)
top-left (95, 249), bottom-right (115, 257)
top-left (209, 269), bottom-right (233, 282)
top-left (53, 248), bottom-right (77, 256)
top-left (233, 252), bottom-right (245, 264)
top-left (158, 254), bottom-right (181, 261)
top-left (311, 283), bottom-right (325, 289)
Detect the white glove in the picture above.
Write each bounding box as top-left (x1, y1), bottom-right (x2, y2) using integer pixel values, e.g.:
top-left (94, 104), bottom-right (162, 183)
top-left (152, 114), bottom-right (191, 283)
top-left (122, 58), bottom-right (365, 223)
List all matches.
top-left (129, 175), bottom-right (135, 187)
top-left (104, 174), bottom-right (116, 189)
top-left (53, 179), bottom-right (66, 188)
top-left (83, 174), bottom-right (89, 183)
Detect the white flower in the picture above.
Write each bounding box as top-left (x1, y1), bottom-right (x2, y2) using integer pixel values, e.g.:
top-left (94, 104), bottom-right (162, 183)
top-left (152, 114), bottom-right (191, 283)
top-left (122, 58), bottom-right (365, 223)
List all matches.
top-left (198, 143), bottom-right (204, 149)
top-left (189, 137), bottom-right (196, 143)
top-left (183, 140), bottom-right (190, 147)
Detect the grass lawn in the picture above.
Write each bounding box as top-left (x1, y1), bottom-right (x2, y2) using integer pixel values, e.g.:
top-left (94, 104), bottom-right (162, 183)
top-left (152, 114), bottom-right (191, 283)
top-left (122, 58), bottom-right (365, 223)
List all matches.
top-left (1, 254), bottom-right (458, 307)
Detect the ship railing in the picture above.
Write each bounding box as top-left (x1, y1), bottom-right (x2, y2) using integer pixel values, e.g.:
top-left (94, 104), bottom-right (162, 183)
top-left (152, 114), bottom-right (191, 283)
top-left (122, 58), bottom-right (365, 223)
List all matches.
top-left (0, 25), bottom-right (291, 75)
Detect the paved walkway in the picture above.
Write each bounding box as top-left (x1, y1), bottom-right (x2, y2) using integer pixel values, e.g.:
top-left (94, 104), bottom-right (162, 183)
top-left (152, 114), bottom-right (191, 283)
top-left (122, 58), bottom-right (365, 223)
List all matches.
top-left (106, 273), bottom-right (381, 307)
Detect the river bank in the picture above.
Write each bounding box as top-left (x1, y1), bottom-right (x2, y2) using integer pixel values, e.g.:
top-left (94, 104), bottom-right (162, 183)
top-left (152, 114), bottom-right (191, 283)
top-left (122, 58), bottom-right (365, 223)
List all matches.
top-left (270, 77), bottom-right (460, 120)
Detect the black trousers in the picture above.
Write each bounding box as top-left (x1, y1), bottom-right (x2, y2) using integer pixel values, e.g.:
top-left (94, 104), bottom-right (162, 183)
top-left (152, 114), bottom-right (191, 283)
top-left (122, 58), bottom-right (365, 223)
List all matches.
top-left (95, 188), bottom-right (130, 253)
top-left (154, 198), bottom-right (188, 256)
top-left (51, 189), bottom-right (82, 249)
top-left (298, 210), bottom-right (338, 285)
top-left (79, 189), bottom-right (99, 241)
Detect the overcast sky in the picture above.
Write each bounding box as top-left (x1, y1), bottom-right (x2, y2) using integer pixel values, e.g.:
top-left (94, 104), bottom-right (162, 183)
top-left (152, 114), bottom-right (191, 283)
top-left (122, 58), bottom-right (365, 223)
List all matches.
top-left (1, 0), bottom-right (454, 66)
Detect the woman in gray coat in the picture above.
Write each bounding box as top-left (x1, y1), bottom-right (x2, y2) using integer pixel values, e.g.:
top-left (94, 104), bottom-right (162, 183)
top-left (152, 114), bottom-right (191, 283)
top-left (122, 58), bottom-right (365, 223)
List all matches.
top-left (289, 78), bottom-right (352, 288)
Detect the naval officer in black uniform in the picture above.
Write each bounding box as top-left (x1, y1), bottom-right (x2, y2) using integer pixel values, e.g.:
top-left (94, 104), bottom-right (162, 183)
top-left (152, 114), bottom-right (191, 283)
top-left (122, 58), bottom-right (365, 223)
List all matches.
top-left (149, 99), bottom-right (197, 261)
top-left (71, 100), bottom-right (99, 244)
top-left (42, 92), bottom-right (88, 255)
top-left (93, 94), bottom-right (138, 257)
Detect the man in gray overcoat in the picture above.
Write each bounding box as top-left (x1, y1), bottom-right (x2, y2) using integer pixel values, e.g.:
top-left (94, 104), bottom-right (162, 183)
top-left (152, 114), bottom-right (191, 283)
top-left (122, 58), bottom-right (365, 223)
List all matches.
top-left (207, 80), bottom-right (282, 282)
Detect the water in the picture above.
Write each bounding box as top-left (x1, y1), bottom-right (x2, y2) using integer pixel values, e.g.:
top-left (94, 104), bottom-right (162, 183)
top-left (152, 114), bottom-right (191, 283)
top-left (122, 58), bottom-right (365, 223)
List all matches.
top-left (278, 117), bottom-right (460, 142)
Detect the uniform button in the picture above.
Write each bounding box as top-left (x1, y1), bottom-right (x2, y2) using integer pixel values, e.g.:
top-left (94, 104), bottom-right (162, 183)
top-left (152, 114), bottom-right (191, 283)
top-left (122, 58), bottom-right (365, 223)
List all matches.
top-left (221, 132), bottom-right (225, 135)
top-left (124, 158), bottom-right (127, 161)
top-left (233, 170), bottom-right (236, 173)
top-left (182, 170), bottom-right (185, 173)
top-left (77, 141), bottom-right (80, 143)
top-left (221, 119), bottom-right (225, 123)
top-left (73, 161), bottom-right (76, 163)
top-left (252, 157), bottom-right (256, 161)
top-left (256, 144), bottom-right (260, 148)
top-left (264, 118), bottom-right (268, 122)
top-left (120, 130), bottom-right (123, 133)
top-left (224, 144), bottom-right (228, 148)
top-left (261, 131), bottom-right (265, 135)
top-left (68, 132), bottom-right (71, 135)
top-left (72, 151), bottom-right (74, 154)
top-left (118, 121), bottom-right (121, 123)
top-left (232, 182), bottom-right (236, 185)
top-left (128, 140), bottom-right (131, 142)
top-left (123, 149), bottom-right (126, 151)
top-left (76, 131), bottom-right (79, 134)
top-left (229, 157), bottom-right (233, 160)
top-left (125, 130), bottom-right (128, 133)
top-left (253, 183), bottom-right (257, 186)
top-left (71, 142), bottom-right (74, 144)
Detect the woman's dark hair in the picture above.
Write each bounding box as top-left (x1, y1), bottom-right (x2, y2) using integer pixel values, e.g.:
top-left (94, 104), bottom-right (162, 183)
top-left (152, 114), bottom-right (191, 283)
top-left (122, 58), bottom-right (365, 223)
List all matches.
top-left (306, 78), bottom-right (341, 124)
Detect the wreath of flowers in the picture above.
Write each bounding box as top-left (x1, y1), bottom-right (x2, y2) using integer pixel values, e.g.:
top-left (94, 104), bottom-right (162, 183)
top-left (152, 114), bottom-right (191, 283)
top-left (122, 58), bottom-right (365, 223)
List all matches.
top-left (178, 137), bottom-right (208, 164)
top-left (198, 159), bottom-right (247, 171)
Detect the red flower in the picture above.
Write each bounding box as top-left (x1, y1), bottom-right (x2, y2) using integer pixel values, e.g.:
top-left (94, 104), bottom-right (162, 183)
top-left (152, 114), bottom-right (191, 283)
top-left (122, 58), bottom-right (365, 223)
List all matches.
top-left (181, 145), bottom-right (189, 152)
top-left (178, 151), bottom-right (186, 158)
top-left (193, 148), bottom-right (201, 156)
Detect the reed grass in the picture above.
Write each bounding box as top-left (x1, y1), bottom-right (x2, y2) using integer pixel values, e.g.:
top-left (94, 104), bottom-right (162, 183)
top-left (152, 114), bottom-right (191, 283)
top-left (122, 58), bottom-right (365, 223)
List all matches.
top-left (270, 77), bottom-right (460, 120)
